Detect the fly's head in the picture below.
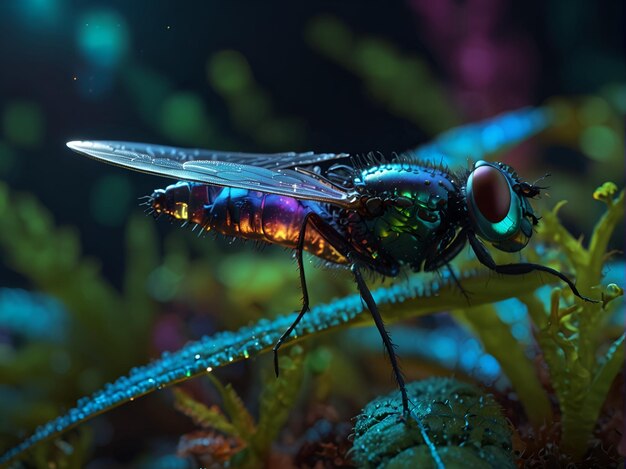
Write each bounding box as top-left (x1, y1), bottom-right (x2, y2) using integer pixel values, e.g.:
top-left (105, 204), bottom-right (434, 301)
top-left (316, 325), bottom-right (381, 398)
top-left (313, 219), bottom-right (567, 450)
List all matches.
top-left (464, 160), bottom-right (542, 253)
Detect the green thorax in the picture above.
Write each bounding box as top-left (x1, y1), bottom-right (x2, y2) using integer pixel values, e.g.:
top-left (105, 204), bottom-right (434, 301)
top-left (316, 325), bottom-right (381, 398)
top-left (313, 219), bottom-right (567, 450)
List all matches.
top-left (358, 163), bottom-right (460, 267)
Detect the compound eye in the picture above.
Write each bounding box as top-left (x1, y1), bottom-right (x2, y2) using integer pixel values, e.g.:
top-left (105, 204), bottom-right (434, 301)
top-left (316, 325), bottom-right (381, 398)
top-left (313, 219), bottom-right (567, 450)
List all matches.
top-left (470, 165), bottom-right (511, 223)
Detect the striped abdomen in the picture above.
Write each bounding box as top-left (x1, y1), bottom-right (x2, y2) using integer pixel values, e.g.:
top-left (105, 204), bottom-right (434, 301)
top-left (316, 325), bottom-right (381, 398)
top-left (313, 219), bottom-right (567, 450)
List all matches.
top-left (149, 181), bottom-right (347, 264)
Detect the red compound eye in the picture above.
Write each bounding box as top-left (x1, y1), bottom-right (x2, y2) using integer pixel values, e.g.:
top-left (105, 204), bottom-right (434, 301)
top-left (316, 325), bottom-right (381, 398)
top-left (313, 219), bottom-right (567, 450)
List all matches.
top-left (470, 165), bottom-right (511, 223)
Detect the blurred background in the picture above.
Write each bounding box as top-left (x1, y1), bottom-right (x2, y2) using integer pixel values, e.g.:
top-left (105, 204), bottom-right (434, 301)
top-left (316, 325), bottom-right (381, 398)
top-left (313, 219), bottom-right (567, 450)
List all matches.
top-left (0, 0), bottom-right (623, 466)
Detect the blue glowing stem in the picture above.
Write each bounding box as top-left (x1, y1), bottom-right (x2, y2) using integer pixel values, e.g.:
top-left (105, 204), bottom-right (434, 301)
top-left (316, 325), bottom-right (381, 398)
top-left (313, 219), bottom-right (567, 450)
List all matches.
top-left (409, 107), bottom-right (553, 166)
top-left (0, 287), bottom-right (374, 463)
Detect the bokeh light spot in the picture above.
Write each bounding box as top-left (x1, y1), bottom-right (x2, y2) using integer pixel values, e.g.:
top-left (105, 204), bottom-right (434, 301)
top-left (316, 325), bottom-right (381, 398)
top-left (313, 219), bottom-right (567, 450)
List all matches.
top-left (2, 101), bottom-right (44, 148)
top-left (89, 174), bottom-right (133, 227)
top-left (548, 98), bottom-right (575, 126)
top-left (123, 65), bottom-right (171, 127)
top-left (579, 125), bottom-right (618, 161)
top-left (207, 51), bottom-right (252, 96)
top-left (255, 118), bottom-right (304, 148)
top-left (308, 347), bottom-right (333, 373)
top-left (511, 323), bottom-right (530, 342)
top-left (305, 16), bottom-right (353, 59)
top-left (77, 9), bottom-right (129, 68)
top-left (229, 90), bottom-right (272, 129)
top-left (496, 298), bottom-right (527, 323)
top-left (0, 141), bottom-right (17, 177)
top-left (355, 39), bottom-right (398, 79)
top-left (160, 92), bottom-right (213, 145)
top-left (429, 333), bottom-right (458, 367)
top-left (14, 0), bottom-right (63, 26)
top-left (579, 97), bottom-right (611, 125)
top-left (476, 354), bottom-right (501, 382)
top-left (459, 338), bottom-right (480, 370)
top-left (218, 256), bottom-right (283, 292)
top-left (147, 266), bottom-right (182, 302)
top-left (601, 83), bottom-right (626, 113)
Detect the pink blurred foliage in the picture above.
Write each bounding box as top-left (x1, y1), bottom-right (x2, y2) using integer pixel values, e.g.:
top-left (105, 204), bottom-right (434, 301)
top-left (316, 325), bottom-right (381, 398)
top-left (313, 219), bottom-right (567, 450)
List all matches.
top-left (409, 0), bottom-right (541, 169)
top-left (410, 0), bottom-right (538, 117)
top-left (152, 312), bottom-right (186, 353)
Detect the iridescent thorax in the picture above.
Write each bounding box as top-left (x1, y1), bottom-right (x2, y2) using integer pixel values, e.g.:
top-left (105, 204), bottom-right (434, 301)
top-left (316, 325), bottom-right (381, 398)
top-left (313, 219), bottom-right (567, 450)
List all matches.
top-left (355, 163), bottom-right (460, 269)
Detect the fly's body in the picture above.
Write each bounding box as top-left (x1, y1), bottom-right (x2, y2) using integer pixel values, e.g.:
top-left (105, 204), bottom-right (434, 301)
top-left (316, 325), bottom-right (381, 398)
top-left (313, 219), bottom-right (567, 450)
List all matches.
top-left (67, 110), bottom-right (595, 415)
top-left (152, 162), bottom-right (463, 277)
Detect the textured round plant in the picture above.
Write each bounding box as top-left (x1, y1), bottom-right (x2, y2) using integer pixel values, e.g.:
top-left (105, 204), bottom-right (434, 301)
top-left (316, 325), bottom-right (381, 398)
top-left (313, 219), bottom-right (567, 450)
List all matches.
top-left (352, 378), bottom-right (515, 468)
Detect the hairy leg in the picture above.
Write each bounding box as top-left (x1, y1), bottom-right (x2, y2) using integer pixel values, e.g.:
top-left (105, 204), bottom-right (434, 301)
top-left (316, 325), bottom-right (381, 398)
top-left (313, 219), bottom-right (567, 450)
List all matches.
top-left (467, 231), bottom-right (597, 302)
top-left (272, 212), bottom-right (313, 376)
top-left (350, 257), bottom-right (409, 415)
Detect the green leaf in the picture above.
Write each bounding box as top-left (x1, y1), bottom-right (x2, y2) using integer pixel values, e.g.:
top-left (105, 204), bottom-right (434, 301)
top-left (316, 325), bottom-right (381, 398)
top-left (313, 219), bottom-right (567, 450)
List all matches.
top-left (586, 333), bottom-right (625, 417)
top-left (172, 388), bottom-right (239, 437)
top-left (558, 333), bottom-right (625, 456)
top-left (0, 184), bottom-right (143, 375)
top-left (588, 188), bottom-right (624, 281)
top-left (253, 345), bottom-right (305, 452)
top-left (207, 374), bottom-right (256, 439)
top-left (536, 201), bottom-right (589, 271)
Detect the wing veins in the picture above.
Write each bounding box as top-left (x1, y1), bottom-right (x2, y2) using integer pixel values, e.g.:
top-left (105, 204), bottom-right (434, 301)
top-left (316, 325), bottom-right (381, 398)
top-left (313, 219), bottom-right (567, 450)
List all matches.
top-left (67, 140), bottom-right (359, 208)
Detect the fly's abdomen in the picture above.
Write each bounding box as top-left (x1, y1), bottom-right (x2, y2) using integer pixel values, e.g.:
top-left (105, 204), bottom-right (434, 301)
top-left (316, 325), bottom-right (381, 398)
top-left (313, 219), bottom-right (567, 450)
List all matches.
top-left (150, 182), bottom-right (213, 225)
top-left (149, 182), bottom-right (347, 263)
top-left (209, 188), bottom-right (306, 245)
top-left (150, 182), bottom-right (297, 242)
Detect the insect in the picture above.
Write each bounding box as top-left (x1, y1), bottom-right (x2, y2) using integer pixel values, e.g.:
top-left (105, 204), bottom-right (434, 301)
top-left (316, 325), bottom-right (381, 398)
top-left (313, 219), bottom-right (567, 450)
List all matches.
top-left (67, 138), bottom-right (593, 415)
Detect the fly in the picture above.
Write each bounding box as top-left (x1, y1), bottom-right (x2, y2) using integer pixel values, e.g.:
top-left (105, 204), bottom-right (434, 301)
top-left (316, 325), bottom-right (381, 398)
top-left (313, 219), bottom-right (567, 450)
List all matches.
top-left (67, 138), bottom-right (595, 415)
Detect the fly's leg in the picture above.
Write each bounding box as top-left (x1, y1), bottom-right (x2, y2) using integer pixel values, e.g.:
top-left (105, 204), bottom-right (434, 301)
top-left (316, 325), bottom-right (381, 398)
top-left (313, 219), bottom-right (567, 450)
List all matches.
top-left (350, 255), bottom-right (409, 417)
top-left (467, 232), bottom-right (597, 303)
top-left (305, 217), bottom-right (408, 415)
top-left (272, 212), bottom-right (313, 377)
top-left (274, 214), bottom-right (409, 415)
top-left (446, 263), bottom-right (471, 304)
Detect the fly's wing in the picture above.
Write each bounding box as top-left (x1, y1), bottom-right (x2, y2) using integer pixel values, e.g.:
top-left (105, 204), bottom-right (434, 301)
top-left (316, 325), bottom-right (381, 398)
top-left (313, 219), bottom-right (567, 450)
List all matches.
top-left (67, 140), bottom-right (359, 208)
top-left (67, 140), bottom-right (349, 169)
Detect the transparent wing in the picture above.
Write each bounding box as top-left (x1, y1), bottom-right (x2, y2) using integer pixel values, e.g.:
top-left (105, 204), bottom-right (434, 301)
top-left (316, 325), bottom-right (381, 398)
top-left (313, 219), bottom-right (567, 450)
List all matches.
top-left (67, 140), bottom-right (349, 169)
top-left (67, 140), bottom-right (359, 207)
